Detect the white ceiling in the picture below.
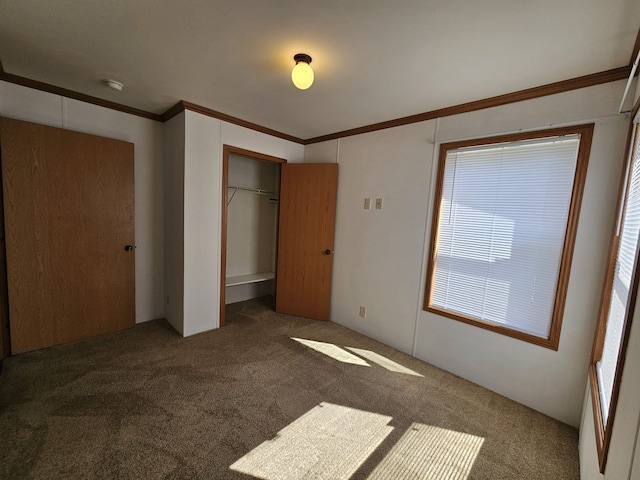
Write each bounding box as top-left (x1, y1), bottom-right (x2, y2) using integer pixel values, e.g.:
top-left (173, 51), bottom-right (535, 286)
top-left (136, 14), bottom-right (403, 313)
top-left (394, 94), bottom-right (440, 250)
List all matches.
top-left (1, 0), bottom-right (639, 140)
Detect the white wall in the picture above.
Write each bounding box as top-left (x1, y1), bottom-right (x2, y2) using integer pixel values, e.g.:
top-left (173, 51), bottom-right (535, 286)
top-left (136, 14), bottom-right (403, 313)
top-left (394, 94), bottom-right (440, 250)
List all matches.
top-left (226, 282), bottom-right (275, 305)
top-left (330, 121), bottom-right (436, 354)
top-left (166, 110), bottom-right (304, 336)
top-left (182, 111), bottom-right (222, 336)
top-left (312, 80), bottom-right (631, 427)
top-left (163, 112), bottom-right (185, 334)
top-left (221, 122), bottom-right (305, 162)
top-left (304, 139), bottom-right (339, 164)
top-left (0, 80), bottom-right (165, 324)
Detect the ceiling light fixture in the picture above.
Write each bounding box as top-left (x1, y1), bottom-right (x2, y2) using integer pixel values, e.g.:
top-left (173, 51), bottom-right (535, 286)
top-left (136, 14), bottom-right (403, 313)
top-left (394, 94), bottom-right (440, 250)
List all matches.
top-left (104, 79), bottom-right (124, 91)
top-left (291, 53), bottom-right (314, 90)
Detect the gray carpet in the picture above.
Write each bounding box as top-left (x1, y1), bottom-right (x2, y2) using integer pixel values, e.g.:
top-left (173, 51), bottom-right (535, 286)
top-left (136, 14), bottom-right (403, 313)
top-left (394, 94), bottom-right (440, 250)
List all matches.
top-left (0, 297), bottom-right (579, 479)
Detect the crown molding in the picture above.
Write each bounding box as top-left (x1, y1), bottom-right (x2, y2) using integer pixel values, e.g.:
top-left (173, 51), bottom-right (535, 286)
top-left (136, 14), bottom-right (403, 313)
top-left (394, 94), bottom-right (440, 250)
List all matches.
top-left (160, 101), bottom-right (305, 145)
top-left (304, 66), bottom-right (632, 144)
top-left (0, 69), bottom-right (163, 122)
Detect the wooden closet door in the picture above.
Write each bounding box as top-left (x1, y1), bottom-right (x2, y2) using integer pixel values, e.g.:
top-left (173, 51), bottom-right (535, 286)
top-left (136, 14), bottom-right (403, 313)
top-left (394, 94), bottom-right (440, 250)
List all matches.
top-left (0, 170), bottom-right (9, 359)
top-left (0, 117), bottom-right (135, 354)
top-left (276, 163), bottom-right (338, 321)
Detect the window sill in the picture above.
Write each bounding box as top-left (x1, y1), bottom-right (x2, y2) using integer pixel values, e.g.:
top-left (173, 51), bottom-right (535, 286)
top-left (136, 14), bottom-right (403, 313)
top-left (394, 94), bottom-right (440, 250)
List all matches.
top-left (423, 305), bottom-right (560, 350)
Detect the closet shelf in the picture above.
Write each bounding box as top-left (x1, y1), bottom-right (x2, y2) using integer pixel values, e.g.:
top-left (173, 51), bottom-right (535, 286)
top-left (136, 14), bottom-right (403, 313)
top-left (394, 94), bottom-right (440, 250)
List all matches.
top-left (226, 272), bottom-right (275, 287)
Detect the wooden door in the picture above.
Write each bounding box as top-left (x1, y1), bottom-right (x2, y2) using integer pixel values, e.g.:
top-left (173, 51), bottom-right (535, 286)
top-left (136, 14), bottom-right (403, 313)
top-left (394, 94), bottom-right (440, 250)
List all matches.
top-left (0, 117), bottom-right (135, 354)
top-left (276, 163), bottom-right (338, 321)
top-left (0, 160), bottom-right (9, 360)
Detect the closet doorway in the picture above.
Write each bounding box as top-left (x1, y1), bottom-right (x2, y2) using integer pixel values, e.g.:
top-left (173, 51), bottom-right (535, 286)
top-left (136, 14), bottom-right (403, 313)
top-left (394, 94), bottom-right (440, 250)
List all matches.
top-left (220, 146), bottom-right (285, 326)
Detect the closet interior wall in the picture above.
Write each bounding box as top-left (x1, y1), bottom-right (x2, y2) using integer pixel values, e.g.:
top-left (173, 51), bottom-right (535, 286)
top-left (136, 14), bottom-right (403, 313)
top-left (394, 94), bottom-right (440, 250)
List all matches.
top-left (225, 154), bottom-right (280, 304)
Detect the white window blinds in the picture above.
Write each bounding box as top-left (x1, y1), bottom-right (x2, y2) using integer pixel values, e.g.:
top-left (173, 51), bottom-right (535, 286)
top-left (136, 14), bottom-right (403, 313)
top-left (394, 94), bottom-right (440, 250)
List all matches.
top-left (431, 135), bottom-right (581, 338)
top-left (597, 124), bottom-right (640, 423)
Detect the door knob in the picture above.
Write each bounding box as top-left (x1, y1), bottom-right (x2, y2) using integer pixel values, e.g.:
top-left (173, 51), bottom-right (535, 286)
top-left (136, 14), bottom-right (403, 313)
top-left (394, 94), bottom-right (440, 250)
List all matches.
top-left (324, 249), bottom-right (332, 255)
top-left (124, 245), bottom-right (134, 252)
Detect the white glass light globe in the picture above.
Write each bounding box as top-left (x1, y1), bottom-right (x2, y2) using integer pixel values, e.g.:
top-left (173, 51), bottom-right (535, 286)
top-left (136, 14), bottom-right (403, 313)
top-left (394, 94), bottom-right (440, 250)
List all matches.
top-left (291, 61), bottom-right (314, 90)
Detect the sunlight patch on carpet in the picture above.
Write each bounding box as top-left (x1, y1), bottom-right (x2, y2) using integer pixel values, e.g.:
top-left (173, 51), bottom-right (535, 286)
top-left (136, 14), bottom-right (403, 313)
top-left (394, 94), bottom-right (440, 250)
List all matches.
top-left (367, 423), bottom-right (484, 480)
top-left (345, 347), bottom-right (423, 376)
top-left (291, 338), bottom-right (370, 366)
top-left (230, 402), bottom-right (394, 480)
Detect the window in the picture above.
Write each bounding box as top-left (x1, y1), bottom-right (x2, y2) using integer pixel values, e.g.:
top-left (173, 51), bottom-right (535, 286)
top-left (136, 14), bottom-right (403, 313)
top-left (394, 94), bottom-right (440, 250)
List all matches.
top-left (589, 122), bottom-right (640, 473)
top-left (424, 125), bottom-right (593, 349)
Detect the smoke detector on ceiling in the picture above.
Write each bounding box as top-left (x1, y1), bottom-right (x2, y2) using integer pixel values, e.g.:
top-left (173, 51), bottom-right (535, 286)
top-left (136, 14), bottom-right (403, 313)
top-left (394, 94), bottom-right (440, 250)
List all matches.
top-left (104, 79), bottom-right (124, 91)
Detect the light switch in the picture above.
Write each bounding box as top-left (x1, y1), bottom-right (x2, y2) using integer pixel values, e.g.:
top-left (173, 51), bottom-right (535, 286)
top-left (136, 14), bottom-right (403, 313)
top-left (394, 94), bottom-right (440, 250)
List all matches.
top-left (375, 198), bottom-right (383, 209)
top-left (364, 198), bottom-right (371, 210)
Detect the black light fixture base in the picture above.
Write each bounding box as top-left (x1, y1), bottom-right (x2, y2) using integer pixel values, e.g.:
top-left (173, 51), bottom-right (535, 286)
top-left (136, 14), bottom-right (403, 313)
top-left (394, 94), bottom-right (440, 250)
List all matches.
top-left (294, 53), bottom-right (312, 64)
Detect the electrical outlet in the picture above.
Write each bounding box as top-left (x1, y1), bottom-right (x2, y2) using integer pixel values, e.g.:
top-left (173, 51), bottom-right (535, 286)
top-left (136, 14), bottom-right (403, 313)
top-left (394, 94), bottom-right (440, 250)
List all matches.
top-left (375, 198), bottom-right (383, 209)
top-left (359, 306), bottom-right (367, 318)
top-left (364, 198), bottom-right (371, 210)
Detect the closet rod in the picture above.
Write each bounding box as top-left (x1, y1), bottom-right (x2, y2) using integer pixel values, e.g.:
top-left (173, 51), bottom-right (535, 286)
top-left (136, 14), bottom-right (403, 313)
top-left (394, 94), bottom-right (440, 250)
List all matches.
top-left (227, 185), bottom-right (279, 205)
top-left (228, 185), bottom-right (278, 196)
